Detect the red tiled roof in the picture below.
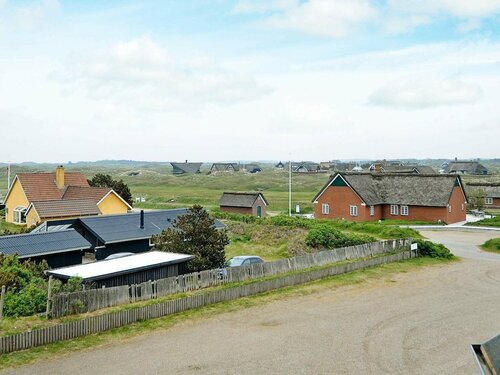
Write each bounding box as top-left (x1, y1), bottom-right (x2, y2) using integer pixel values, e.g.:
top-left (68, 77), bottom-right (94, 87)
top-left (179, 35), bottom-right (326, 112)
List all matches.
top-left (62, 186), bottom-right (111, 202)
top-left (17, 173), bottom-right (89, 202)
top-left (30, 199), bottom-right (101, 219)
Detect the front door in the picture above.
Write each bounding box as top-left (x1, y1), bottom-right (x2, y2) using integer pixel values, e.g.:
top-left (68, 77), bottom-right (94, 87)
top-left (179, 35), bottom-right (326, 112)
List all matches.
top-left (257, 206), bottom-right (262, 218)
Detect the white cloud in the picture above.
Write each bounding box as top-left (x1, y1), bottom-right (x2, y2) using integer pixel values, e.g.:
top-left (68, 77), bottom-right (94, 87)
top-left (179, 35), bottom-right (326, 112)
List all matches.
top-left (52, 36), bottom-right (270, 111)
top-left (239, 0), bottom-right (377, 38)
top-left (233, 0), bottom-right (297, 14)
top-left (16, 0), bottom-right (59, 29)
top-left (369, 76), bottom-right (483, 109)
top-left (384, 0), bottom-right (500, 33)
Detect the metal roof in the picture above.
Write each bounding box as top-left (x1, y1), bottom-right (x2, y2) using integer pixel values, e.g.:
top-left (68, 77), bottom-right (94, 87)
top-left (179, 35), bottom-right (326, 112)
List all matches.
top-left (0, 229), bottom-right (91, 258)
top-left (47, 251), bottom-right (194, 281)
top-left (78, 209), bottom-right (225, 244)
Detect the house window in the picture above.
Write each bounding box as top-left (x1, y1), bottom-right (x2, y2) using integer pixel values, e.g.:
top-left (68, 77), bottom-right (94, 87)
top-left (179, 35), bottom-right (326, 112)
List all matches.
top-left (448, 205), bottom-right (452, 213)
top-left (370, 206), bottom-right (375, 216)
top-left (390, 205), bottom-right (398, 215)
top-left (461, 203), bottom-right (464, 211)
top-left (13, 206), bottom-right (27, 224)
top-left (321, 203), bottom-right (330, 215)
top-left (350, 205), bottom-right (358, 216)
top-left (485, 197), bottom-right (493, 205)
top-left (401, 205), bottom-right (409, 216)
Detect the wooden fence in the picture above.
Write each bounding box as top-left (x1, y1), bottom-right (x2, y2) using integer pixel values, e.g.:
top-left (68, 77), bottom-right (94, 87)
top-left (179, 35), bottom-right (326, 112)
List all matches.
top-left (51, 239), bottom-right (411, 318)
top-left (0, 249), bottom-right (415, 355)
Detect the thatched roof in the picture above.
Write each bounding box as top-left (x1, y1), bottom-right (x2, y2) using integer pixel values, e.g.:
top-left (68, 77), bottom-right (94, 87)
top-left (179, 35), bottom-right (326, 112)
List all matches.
top-left (313, 172), bottom-right (466, 207)
top-left (219, 192), bottom-right (268, 208)
top-left (444, 161), bottom-right (488, 174)
top-left (466, 183), bottom-right (500, 198)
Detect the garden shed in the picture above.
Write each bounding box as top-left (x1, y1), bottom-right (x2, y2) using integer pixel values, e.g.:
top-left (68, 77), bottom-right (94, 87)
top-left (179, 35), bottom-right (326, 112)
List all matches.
top-left (219, 192), bottom-right (268, 217)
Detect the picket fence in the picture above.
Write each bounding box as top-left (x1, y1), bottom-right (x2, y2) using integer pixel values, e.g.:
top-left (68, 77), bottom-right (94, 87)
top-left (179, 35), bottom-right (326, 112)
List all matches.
top-left (51, 239), bottom-right (411, 318)
top-left (0, 249), bottom-right (414, 354)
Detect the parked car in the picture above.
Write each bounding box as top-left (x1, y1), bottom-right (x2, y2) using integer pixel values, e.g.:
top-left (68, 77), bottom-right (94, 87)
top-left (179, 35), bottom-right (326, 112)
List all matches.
top-left (219, 256), bottom-right (264, 278)
top-left (225, 256), bottom-right (264, 267)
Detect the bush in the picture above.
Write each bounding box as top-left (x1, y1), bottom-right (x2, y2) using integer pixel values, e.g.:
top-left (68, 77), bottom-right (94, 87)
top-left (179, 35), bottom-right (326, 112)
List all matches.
top-left (3, 281), bottom-right (47, 317)
top-left (305, 225), bottom-right (376, 249)
top-left (414, 240), bottom-right (454, 259)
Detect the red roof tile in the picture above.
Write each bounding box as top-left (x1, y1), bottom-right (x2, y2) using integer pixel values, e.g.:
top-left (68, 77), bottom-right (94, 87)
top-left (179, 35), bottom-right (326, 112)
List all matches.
top-left (62, 186), bottom-right (111, 202)
top-left (17, 173), bottom-right (89, 202)
top-left (30, 199), bottom-right (100, 219)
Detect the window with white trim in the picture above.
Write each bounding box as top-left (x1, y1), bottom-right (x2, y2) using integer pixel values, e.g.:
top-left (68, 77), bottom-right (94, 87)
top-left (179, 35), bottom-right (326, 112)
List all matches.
top-left (370, 205), bottom-right (374, 216)
top-left (485, 197), bottom-right (493, 205)
top-left (448, 205), bottom-right (452, 213)
top-left (321, 203), bottom-right (330, 215)
top-left (461, 203), bottom-right (464, 211)
top-left (13, 206), bottom-right (27, 224)
top-left (400, 205), bottom-right (408, 216)
top-left (390, 205), bottom-right (398, 215)
top-left (350, 205), bottom-right (358, 216)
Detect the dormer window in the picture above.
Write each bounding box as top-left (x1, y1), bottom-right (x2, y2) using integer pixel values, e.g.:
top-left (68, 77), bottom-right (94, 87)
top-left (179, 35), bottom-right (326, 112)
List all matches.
top-left (13, 206), bottom-right (27, 224)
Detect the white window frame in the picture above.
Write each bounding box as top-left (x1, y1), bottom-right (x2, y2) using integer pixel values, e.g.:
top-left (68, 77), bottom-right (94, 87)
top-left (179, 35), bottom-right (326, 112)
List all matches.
top-left (350, 205), bottom-right (358, 216)
top-left (13, 206), bottom-right (27, 224)
top-left (321, 203), bottom-right (330, 215)
top-left (485, 197), bottom-right (493, 205)
top-left (448, 205), bottom-right (452, 213)
top-left (390, 205), bottom-right (398, 215)
top-left (369, 205), bottom-right (374, 216)
top-left (400, 205), bottom-right (409, 216)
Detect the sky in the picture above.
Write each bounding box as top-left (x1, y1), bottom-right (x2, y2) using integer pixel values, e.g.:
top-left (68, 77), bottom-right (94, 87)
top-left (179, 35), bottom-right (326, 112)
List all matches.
top-left (0, 0), bottom-right (499, 163)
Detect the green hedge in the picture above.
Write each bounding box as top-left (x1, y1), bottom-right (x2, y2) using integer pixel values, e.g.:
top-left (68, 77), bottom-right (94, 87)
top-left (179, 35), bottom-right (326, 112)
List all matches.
top-left (414, 240), bottom-right (455, 259)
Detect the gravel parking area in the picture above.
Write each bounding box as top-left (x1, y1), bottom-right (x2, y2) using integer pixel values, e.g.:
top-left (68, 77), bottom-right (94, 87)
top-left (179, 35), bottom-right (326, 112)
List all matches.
top-left (3, 230), bottom-right (499, 375)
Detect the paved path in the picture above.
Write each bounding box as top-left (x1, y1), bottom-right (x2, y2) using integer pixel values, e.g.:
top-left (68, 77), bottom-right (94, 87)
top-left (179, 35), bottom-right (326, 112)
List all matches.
top-left (3, 231), bottom-right (500, 375)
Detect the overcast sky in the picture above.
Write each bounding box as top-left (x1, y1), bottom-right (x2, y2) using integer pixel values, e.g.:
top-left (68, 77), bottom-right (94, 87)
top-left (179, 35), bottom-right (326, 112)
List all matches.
top-left (1, 0), bottom-right (499, 163)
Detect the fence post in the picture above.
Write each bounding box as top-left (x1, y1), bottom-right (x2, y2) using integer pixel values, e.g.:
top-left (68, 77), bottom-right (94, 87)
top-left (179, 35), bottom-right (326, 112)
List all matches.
top-left (0, 285), bottom-right (5, 320)
top-left (46, 276), bottom-right (53, 319)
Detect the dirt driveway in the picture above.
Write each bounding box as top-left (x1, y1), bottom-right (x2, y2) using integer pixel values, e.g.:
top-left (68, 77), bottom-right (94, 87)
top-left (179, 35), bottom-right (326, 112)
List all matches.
top-left (3, 230), bottom-right (500, 375)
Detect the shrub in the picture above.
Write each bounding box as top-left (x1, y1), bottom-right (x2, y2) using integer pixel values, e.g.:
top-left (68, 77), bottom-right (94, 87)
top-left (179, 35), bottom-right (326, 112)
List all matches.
top-left (414, 240), bottom-right (454, 259)
top-left (305, 225), bottom-right (376, 249)
top-left (3, 280), bottom-right (47, 317)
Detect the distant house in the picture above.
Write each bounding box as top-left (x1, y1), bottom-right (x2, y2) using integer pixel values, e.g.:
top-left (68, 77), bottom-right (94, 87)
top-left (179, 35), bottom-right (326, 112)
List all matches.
top-left (466, 183), bottom-right (500, 209)
top-left (275, 161), bottom-right (285, 169)
top-left (47, 251), bottom-right (194, 288)
top-left (313, 172), bottom-right (468, 224)
top-left (242, 163), bottom-right (262, 174)
top-left (443, 160), bottom-right (488, 175)
top-left (369, 164), bottom-right (436, 174)
top-left (0, 229), bottom-right (91, 268)
top-left (3, 166), bottom-right (131, 226)
top-left (219, 192), bottom-right (268, 218)
top-left (170, 162), bottom-right (202, 175)
top-left (209, 163), bottom-right (240, 173)
top-left (284, 161), bottom-right (324, 173)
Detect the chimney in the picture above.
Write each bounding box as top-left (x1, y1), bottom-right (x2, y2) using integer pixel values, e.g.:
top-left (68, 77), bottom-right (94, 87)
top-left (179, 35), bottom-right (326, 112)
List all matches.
top-left (55, 165), bottom-right (65, 189)
top-left (185, 160), bottom-right (188, 163)
top-left (140, 210), bottom-right (144, 229)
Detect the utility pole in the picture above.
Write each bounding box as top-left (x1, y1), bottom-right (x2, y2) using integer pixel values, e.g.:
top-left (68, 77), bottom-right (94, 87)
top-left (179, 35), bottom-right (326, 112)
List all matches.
top-left (7, 162), bottom-right (10, 191)
top-left (288, 155), bottom-right (292, 217)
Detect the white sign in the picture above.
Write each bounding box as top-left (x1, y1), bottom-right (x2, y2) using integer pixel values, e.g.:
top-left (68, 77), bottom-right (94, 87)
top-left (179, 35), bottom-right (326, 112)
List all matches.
top-left (411, 243), bottom-right (418, 251)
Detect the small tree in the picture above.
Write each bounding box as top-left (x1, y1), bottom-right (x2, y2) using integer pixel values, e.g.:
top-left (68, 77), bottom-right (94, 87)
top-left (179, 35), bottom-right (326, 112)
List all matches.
top-left (153, 205), bottom-right (229, 272)
top-left (88, 173), bottom-right (133, 206)
top-left (468, 188), bottom-right (486, 211)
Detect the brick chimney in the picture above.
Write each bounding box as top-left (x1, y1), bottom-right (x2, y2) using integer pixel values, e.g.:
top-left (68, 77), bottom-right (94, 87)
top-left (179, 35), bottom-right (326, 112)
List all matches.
top-left (55, 165), bottom-right (65, 189)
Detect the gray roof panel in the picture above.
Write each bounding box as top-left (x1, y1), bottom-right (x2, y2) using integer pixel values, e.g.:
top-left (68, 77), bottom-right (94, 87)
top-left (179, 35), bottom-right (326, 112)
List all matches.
top-left (0, 229), bottom-right (91, 258)
top-left (79, 209), bottom-right (225, 244)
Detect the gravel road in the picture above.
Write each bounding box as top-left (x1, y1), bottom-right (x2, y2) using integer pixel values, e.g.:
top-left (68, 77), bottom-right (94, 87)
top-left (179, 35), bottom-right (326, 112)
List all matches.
top-left (3, 230), bottom-right (499, 375)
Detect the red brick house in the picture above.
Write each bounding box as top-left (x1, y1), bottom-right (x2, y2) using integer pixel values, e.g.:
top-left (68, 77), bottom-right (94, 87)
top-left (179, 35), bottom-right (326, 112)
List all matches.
top-left (466, 183), bottom-right (500, 209)
top-left (312, 173), bottom-right (468, 224)
top-left (219, 192), bottom-right (268, 217)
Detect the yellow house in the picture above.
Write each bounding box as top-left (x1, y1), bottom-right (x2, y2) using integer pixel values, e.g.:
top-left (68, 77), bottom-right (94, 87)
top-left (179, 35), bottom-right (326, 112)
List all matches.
top-left (3, 166), bottom-right (131, 226)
